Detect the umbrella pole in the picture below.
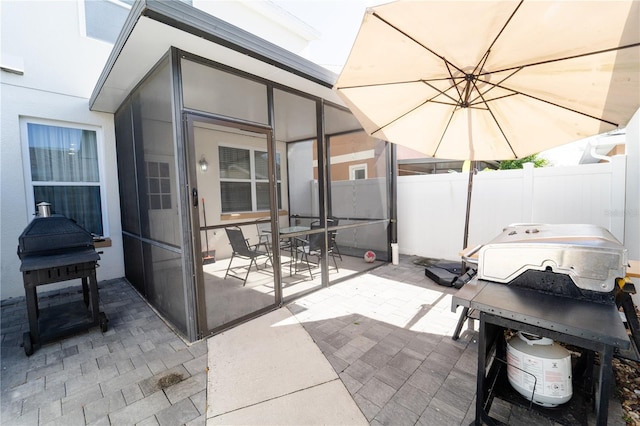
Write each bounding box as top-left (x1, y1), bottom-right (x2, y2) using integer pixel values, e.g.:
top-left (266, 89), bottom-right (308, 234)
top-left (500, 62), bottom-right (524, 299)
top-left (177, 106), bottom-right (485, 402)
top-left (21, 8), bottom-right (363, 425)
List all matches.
top-left (461, 161), bottom-right (476, 272)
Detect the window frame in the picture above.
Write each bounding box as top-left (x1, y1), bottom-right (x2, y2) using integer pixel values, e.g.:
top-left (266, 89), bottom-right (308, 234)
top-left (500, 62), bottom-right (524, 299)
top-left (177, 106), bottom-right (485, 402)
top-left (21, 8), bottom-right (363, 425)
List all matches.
top-left (78, 0), bottom-right (132, 44)
top-left (20, 118), bottom-right (109, 237)
top-left (218, 144), bottom-right (282, 214)
top-left (349, 163), bottom-right (368, 180)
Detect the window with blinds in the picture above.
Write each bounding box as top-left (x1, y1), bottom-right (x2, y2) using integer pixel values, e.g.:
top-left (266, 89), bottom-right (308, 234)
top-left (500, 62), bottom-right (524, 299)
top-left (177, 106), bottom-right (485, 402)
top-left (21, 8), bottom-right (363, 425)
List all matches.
top-left (219, 146), bottom-right (281, 213)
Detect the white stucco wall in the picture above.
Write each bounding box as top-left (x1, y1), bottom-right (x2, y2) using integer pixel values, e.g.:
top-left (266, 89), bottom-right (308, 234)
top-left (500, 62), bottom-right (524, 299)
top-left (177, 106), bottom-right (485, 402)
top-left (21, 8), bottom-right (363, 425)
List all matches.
top-left (1, 0), bottom-right (124, 299)
top-left (1, 0), bottom-right (318, 300)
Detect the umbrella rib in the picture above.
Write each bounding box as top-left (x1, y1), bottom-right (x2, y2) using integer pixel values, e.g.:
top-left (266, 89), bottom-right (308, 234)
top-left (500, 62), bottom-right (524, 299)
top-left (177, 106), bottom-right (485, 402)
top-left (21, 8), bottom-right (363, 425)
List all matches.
top-left (484, 43), bottom-right (640, 76)
top-left (474, 79), bottom-right (518, 158)
top-left (371, 91), bottom-right (447, 136)
top-left (482, 1), bottom-right (524, 65)
top-left (432, 107), bottom-right (460, 158)
top-left (468, 67), bottom-right (522, 105)
top-left (371, 10), bottom-right (465, 76)
top-left (337, 79), bottom-right (426, 90)
top-left (502, 89), bottom-right (621, 127)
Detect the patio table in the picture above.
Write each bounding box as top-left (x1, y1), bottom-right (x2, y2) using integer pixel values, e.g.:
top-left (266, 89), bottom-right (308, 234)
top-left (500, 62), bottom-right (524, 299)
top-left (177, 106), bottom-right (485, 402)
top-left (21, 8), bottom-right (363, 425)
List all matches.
top-left (263, 226), bottom-right (311, 276)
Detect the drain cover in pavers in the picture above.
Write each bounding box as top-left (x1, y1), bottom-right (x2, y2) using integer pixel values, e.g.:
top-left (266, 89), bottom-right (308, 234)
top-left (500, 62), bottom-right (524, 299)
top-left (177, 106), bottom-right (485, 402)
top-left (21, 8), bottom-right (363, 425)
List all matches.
top-left (139, 365), bottom-right (189, 396)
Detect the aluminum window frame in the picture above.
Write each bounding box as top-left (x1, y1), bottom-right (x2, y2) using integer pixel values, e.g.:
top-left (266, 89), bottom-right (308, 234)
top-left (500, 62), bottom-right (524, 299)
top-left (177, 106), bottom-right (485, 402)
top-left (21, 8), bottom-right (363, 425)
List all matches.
top-left (218, 144), bottom-right (282, 214)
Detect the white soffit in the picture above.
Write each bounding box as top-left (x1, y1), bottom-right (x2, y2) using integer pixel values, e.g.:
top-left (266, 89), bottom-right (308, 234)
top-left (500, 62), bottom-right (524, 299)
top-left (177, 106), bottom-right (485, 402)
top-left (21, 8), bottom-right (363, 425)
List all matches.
top-left (91, 13), bottom-right (343, 113)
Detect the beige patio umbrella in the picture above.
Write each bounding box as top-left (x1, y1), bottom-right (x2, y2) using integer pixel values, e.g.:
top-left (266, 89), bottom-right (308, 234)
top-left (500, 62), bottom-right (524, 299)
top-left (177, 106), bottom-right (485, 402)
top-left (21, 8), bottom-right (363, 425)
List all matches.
top-left (334, 0), bottom-right (640, 259)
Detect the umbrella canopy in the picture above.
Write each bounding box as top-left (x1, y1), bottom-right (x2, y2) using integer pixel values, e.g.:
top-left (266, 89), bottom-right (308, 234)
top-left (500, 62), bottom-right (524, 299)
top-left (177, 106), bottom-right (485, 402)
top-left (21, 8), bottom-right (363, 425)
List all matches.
top-left (334, 0), bottom-right (640, 162)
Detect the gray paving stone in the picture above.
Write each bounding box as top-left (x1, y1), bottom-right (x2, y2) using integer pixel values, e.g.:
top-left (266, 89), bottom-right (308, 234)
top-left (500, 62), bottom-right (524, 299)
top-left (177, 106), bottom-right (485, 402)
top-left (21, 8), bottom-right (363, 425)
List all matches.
top-left (417, 404), bottom-right (465, 426)
top-left (323, 331), bottom-right (352, 350)
top-left (42, 406), bottom-right (84, 426)
top-left (5, 376), bottom-right (45, 401)
top-left (26, 360), bottom-right (64, 381)
top-left (375, 364), bottom-right (410, 391)
top-left (22, 382), bottom-right (65, 413)
top-left (187, 340), bottom-right (208, 358)
top-left (353, 393), bottom-right (381, 422)
top-left (338, 372), bottom-right (363, 395)
top-left (164, 372), bottom-right (207, 404)
top-left (362, 323), bottom-right (393, 341)
top-left (360, 346), bottom-right (394, 368)
top-left (357, 377), bottom-right (397, 408)
top-left (428, 388), bottom-right (467, 423)
top-left (443, 367), bottom-right (477, 401)
top-left (393, 382), bottom-right (432, 416)
top-left (38, 398), bottom-right (62, 424)
top-left (122, 383), bottom-right (144, 405)
top-left (343, 358), bottom-right (377, 384)
top-left (108, 390), bottom-right (170, 425)
top-left (183, 354), bottom-right (207, 376)
top-left (65, 365), bottom-right (119, 396)
top-left (333, 341), bottom-right (365, 364)
top-left (100, 365), bottom-right (153, 396)
top-left (60, 384), bottom-right (102, 414)
top-left (155, 396), bottom-right (200, 426)
top-left (136, 415), bottom-right (161, 426)
top-left (139, 340), bottom-right (156, 353)
top-left (388, 348), bottom-right (423, 375)
top-left (45, 363), bottom-right (82, 390)
top-left (347, 334), bottom-right (378, 353)
top-left (374, 399), bottom-right (420, 426)
top-left (189, 389), bottom-right (207, 416)
top-left (325, 353), bottom-right (349, 374)
top-left (185, 413), bottom-right (206, 426)
top-left (86, 415), bottom-right (111, 426)
top-left (375, 334), bottom-right (406, 357)
top-left (84, 390), bottom-right (126, 424)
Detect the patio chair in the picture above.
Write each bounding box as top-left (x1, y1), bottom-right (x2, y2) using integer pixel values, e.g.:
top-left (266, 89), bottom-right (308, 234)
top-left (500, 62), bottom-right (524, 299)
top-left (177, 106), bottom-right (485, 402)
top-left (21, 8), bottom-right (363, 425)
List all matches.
top-left (294, 224), bottom-right (339, 279)
top-left (326, 218), bottom-right (342, 261)
top-left (256, 217), bottom-right (291, 255)
top-left (255, 218), bottom-right (272, 257)
top-left (311, 218), bottom-right (342, 261)
top-left (224, 226), bottom-right (272, 286)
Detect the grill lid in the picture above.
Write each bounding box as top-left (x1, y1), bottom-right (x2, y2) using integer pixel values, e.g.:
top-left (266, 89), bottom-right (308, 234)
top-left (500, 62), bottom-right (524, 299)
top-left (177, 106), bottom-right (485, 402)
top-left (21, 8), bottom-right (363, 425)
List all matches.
top-left (18, 215), bottom-right (95, 258)
top-left (477, 224), bottom-right (627, 293)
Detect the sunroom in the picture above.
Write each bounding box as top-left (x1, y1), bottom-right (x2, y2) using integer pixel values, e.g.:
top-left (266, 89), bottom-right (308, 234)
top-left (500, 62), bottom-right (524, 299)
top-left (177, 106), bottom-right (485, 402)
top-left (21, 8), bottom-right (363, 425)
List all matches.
top-left (90, 0), bottom-right (396, 342)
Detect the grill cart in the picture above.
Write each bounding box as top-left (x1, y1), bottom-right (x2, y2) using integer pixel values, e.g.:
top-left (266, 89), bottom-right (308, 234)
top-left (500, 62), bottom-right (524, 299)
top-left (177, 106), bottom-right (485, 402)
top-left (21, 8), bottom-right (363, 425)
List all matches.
top-left (17, 212), bottom-right (107, 356)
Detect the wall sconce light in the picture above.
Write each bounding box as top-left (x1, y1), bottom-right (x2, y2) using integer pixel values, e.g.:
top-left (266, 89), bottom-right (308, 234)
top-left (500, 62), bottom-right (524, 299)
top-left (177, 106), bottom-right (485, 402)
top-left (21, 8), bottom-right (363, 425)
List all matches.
top-left (199, 156), bottom-right (208, 172)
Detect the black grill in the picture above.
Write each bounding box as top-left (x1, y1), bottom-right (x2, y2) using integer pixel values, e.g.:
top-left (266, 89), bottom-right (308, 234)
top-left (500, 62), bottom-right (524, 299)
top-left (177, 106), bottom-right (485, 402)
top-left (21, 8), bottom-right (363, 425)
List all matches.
top-left (17, 214), bottom-right (107, 356)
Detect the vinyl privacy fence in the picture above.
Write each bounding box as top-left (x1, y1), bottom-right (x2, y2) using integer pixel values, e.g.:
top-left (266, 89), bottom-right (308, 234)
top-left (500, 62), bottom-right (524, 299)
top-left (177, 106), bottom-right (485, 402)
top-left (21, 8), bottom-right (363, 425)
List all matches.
top-left (397, 156), bottom-right (627, 261)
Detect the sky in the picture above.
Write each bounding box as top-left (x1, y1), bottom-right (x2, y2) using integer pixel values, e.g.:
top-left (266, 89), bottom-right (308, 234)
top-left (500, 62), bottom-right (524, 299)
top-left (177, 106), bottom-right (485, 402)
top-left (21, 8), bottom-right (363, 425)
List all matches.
top-left (272, 0), bottom-right (385, 73)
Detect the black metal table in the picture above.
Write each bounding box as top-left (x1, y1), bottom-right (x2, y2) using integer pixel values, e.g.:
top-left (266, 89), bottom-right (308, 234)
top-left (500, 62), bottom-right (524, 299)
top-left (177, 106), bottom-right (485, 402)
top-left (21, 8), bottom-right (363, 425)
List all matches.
top-left (452, 280), bottom-right (630, 426)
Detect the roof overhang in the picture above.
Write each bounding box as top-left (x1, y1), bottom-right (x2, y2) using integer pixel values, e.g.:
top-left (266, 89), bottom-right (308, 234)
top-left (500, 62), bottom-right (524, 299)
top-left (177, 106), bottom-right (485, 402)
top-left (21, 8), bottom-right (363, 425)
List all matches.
top-left (90, 0), bottom-right (342, 113)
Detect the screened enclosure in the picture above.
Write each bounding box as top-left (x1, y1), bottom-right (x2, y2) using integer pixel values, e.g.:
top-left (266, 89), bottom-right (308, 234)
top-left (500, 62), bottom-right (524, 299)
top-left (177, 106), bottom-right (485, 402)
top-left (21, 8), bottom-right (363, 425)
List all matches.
top-left (100, 2), bottom-right (396, 341)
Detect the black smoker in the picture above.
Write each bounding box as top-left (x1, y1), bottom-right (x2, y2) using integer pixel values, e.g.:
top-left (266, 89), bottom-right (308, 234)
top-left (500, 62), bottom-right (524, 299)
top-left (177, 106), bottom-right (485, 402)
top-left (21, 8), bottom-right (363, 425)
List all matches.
top-left (17, 203), bottom-right (107, 356)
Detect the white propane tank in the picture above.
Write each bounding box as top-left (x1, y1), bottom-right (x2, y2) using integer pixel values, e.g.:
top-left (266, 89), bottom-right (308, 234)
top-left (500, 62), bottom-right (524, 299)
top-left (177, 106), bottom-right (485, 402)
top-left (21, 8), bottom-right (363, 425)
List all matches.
top-left (506, 331), bottom-right (572, 407)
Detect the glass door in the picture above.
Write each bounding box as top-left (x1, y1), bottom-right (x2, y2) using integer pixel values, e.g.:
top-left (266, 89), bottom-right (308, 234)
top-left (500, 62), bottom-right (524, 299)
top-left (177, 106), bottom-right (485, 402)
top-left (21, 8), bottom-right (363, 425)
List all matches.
top-left (185, 115), bottom-right (279, 336)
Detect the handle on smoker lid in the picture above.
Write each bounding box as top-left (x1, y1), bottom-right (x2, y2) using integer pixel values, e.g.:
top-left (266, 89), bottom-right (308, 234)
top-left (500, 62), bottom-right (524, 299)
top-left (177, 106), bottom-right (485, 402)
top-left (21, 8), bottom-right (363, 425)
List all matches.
top-left (461, 245), bottom-right (482, 265)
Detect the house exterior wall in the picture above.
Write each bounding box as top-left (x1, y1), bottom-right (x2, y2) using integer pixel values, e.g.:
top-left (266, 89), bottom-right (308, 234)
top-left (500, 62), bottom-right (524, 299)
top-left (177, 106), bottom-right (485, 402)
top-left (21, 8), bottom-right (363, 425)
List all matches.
top-left (1, 0), bottom-right (124, 300)
top-left (0, 0), bottom-right (320, 301)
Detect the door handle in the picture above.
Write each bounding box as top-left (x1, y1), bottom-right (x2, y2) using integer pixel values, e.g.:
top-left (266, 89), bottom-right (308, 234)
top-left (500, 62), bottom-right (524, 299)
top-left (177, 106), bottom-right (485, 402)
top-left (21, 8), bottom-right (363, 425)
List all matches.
top-left (192, 188), bottom-right (198, 207)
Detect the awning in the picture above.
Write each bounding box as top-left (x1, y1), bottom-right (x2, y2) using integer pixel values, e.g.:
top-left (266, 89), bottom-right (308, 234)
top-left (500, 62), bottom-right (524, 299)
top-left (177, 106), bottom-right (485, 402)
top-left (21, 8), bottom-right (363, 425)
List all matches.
top-left (90, 0), bottom-right (342, 113)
